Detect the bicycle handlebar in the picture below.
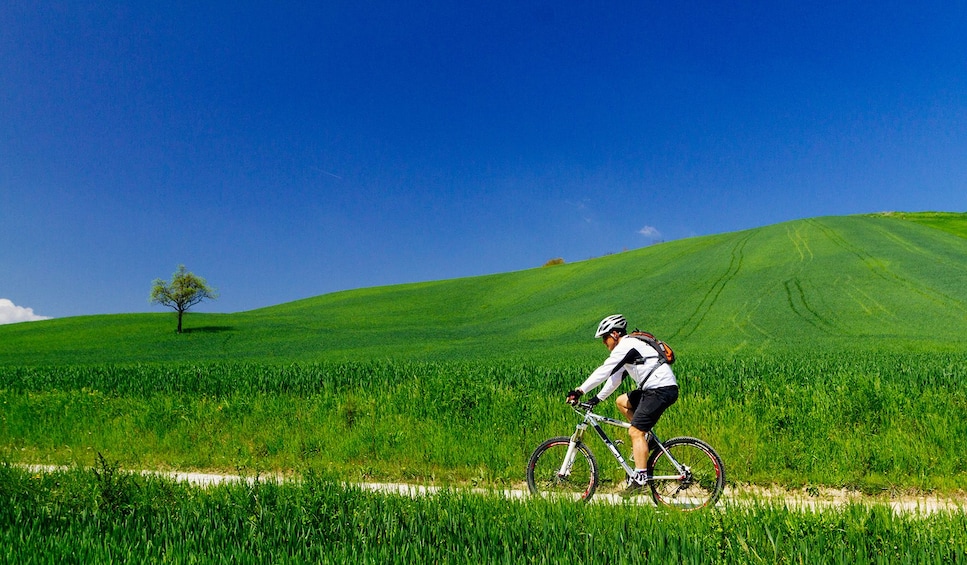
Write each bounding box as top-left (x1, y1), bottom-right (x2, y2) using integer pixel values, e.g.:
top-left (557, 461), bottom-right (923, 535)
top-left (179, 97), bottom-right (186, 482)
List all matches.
top-left (568, 401), bottom-right (634, 430)
top-left (569, 401), bottom-right (596, 413)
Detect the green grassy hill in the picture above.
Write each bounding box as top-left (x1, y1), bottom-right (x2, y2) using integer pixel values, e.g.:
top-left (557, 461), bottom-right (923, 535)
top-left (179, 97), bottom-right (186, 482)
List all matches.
top-left (2, 212), bottom-right (966, 365)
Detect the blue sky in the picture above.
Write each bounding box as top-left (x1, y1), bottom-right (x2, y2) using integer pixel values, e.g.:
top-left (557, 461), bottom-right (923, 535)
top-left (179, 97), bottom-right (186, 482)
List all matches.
top-left (2, 2), bottom-right (966, 321)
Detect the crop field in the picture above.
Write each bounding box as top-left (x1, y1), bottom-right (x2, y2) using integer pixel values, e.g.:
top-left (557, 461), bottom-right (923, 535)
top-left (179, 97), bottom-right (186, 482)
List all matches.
top-left (3, 463), bottom-right (967, 564)
top-left (2, 213), bottom-right (967, 561)
top-left (3, 214), bottom-right (966, 367)
top-left (4, 352), bottom-right (967, 494)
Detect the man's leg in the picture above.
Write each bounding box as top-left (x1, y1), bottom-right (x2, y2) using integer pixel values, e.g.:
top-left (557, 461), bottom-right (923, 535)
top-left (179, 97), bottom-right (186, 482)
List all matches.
top-left (629, 387), bottom-right (679, 474)
top-left (629, 425), bottom-right (650, 469)
top-left (615, 393), bottom-right (634, 420)
top-left (617, 392), bottom-right (650, 471)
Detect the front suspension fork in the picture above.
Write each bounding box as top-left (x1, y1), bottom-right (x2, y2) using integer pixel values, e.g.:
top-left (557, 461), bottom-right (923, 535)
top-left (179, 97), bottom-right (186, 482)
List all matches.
top-left (558, 423), bottom-right (588, 476)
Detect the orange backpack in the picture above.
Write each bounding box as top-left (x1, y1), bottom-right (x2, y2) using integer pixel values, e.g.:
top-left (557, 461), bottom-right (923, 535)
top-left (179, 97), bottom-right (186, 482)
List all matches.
top-left (629, 329), bottom-right (675, 365)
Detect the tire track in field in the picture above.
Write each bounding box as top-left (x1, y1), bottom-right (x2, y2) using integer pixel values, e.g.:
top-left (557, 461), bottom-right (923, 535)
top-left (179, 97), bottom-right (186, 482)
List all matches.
top-left (783, 277), bottom-right (836, 332)
top-left (811, 219), bottom-right (894, 285)
top-left (786, 223), bottom-right (814, 263)
top-left (730, 222), bottom-right (839, 341)
top-left (718, 224), bottom-right (813, 345)
top-left (732, 224), bottom-right (835, 339)
top-left (869, 217), bottom-right (967, 260)
top-left (779, 223), bottom-right (840, 334)
top-left (866, 221), bottom-right (967, 314)
top-left (814, 219), bottom-right (967, 317)
top-left (670, 231), bottom-right (753, 341)
top-left (839, 278), bottom-right (897, 322)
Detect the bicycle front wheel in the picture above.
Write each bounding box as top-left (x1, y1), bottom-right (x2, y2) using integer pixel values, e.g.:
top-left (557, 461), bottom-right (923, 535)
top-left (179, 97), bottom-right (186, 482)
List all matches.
top-left (526, 436), bottom-right (599, 502)
top-left (647, 436), bottom-right (725, 510)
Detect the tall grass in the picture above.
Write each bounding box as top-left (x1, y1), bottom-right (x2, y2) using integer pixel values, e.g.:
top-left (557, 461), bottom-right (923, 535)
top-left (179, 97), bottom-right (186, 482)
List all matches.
top-left (3, 353), bottom-right (967, 492)
top-left (2, 463), bottom-right (965, 564)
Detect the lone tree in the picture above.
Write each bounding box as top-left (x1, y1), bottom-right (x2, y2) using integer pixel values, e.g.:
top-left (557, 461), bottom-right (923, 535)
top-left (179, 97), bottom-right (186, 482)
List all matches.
top-left (150, 265), bottom-right (218, 333)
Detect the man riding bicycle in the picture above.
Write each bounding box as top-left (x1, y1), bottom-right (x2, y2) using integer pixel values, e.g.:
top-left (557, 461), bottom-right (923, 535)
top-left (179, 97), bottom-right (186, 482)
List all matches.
top-left (565, 314), bottom-right (679, 490)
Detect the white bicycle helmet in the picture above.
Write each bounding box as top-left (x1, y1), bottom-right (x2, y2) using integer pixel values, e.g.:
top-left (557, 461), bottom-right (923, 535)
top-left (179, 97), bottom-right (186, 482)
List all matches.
top-left (594, 314), bottom-right (627, 338)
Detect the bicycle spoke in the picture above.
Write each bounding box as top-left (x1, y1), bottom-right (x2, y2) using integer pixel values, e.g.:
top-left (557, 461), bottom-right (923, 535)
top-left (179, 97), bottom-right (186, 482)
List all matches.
top-left (648, 438), bottom-right (725, 510)
top-left (527, 437), bottom-right (598, 502)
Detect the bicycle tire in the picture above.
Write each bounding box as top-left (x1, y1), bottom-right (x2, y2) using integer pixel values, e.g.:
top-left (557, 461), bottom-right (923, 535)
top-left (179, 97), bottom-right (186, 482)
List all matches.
top-left (526, 436), bottom-right (599, 502)
top-left (647, 436), bottom-right (725, 510)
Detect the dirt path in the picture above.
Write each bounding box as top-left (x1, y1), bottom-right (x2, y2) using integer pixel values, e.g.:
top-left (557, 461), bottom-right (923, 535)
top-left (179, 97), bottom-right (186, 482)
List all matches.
top-left (356, 481), bottom-right (966, 515)
top-left (21, 464), bottom-right (966, 515)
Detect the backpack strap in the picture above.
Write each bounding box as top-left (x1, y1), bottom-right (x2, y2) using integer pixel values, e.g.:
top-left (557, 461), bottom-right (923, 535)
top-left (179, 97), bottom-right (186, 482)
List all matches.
top-left (637, 357), bottom-right (666, 389)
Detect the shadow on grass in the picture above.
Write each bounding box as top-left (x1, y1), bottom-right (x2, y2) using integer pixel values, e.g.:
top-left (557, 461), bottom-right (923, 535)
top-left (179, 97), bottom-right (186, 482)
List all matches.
top-left (183, 326), bottom-right (235, 334)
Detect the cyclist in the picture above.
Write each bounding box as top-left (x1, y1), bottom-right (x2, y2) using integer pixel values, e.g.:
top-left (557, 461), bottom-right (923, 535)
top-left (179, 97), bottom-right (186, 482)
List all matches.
top-left (565, 314), bottom-right (679, 490)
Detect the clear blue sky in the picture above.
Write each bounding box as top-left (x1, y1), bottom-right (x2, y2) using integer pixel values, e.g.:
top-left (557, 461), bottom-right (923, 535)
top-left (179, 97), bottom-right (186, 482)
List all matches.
top-left (2, 2), bottom-right (966, 321)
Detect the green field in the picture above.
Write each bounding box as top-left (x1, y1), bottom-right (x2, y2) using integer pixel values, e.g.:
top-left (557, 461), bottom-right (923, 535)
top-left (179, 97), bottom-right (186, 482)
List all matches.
top-left (1, 212), bottom-right (966, 488)
top-left (4, 463), bottom-right (967, 564)
top-left (2, 212), bottom-right (967, 561)
top-left (3, 212), bottom-right (966, 365)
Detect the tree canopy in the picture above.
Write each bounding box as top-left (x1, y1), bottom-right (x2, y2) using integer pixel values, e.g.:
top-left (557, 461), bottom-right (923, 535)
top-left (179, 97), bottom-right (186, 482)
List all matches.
top-left (149, 265), bottom-right (217, 333)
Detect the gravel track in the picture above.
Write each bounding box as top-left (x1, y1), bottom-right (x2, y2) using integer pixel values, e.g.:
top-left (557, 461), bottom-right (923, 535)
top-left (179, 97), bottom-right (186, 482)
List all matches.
top-left (20, 464), bottom-right (966, 515)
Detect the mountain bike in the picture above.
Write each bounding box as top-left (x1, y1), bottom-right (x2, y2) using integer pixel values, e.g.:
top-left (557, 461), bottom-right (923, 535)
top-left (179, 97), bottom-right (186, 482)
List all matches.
top-left (526, 401), bottom-right (725, 510)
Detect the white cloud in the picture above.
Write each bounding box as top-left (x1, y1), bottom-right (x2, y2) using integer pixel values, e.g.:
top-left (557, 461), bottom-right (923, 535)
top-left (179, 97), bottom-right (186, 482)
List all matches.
top-left (638, 225), bottom-right (661, 239)
top-left (0, 298), bottom-right (51, 325)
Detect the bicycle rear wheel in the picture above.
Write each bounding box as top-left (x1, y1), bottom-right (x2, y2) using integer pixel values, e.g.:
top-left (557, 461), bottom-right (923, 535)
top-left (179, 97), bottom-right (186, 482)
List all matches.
top-left (647, 436), bottom-right (725, 510)
top-left (526, 436), bottom-right (599, 502)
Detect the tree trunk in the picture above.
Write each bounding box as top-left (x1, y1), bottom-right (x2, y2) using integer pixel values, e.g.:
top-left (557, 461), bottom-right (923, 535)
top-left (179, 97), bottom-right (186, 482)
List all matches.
top-left (177, 309), bottom-right (184, 333)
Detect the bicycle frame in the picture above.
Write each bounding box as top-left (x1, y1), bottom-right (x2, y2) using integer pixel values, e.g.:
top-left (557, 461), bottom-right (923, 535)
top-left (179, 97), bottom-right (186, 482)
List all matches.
top-left (559, 404), bottom-right (688, 483)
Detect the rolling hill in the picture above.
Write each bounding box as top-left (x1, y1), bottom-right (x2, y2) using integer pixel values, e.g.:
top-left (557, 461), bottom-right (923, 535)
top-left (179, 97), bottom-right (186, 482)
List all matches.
top-left (2, 212), bottom-right (966, 365)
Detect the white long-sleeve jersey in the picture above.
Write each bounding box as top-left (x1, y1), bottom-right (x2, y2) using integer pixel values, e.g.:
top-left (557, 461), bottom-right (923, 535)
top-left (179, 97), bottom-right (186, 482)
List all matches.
top-left (578, 335), bottom-right (677, 401)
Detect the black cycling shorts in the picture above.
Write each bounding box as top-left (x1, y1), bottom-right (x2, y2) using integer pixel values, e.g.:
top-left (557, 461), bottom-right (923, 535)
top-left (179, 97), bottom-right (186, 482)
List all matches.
top-left (627, 385), bottom-right (679, 432)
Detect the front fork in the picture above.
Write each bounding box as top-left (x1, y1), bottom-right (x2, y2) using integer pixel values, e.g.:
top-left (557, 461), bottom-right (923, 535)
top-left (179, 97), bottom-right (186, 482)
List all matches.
top-left (556, 423), bottom-right (586, 476)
